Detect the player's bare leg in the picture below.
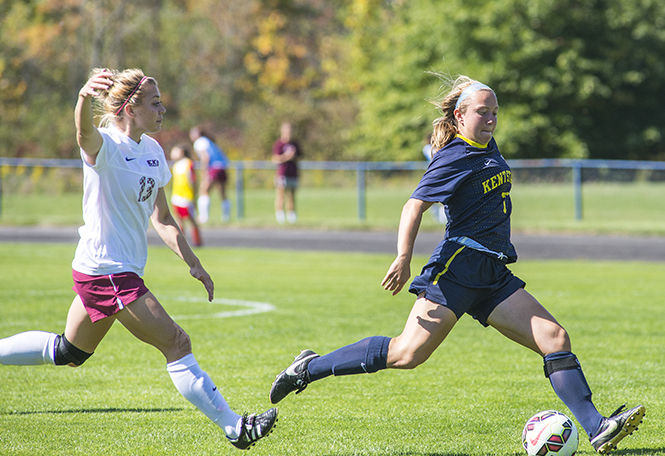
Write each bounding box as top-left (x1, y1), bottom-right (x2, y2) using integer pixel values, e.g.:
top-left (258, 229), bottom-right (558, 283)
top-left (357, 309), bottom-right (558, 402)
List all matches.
top-left (0, 296), bottom-right (108, 367)
top-left (488, 288), bottom-right (644, 452)
top-left (270, 297), bottom-right (457, 404)
top-left (274, 185), bottom-right (286, 224)
top-left (285, 187), bottom-right (296, 224)
top-left (117, 292), bottom-right (277, 448)
top-left (386, 297), bottom-right (457, 369)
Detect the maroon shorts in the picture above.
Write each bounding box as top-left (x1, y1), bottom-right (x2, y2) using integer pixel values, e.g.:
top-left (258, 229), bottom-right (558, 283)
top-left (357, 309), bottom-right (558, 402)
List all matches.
top-left (207, 168), bottom-right (227, 185)
top-left (72, 269), bottom-right (149, 322)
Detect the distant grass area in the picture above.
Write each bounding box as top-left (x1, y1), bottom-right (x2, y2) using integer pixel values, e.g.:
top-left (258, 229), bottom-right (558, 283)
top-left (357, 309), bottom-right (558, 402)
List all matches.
top-left (2, 180), bottom-right (665, 235)
top-left (0, 244), bottom-right (663, 455)
top-left (511, 182), bottom-right (665, 235)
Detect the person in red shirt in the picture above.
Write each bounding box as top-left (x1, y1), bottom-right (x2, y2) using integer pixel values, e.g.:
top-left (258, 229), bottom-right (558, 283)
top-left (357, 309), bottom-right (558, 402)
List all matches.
top-left (272, 122), bottom-right (301, 224)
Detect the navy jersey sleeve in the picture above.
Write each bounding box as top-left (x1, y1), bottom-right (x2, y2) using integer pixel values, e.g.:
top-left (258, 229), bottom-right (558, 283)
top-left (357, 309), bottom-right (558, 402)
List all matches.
top-left (411, 152), bottom-right (469, 204)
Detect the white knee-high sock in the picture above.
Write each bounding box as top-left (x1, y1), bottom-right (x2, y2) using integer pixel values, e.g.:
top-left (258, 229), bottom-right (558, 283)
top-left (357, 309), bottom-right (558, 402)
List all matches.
top-left (167, 353), bottom-right (241, 438)
top-left (0, 331), bottom-right (57, 365)
top-left (197, 195), bottom-right (210, 223)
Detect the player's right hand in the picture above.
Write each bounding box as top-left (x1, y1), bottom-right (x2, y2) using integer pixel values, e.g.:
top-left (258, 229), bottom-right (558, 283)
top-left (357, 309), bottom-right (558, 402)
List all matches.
top-left (381, 256), bottom-right (410, 296)
top-left (79, 69), bottom-right (113, 98)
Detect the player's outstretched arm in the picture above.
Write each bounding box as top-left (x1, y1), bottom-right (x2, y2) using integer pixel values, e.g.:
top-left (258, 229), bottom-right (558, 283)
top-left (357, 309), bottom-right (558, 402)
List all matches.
top-left (381, 198), bottom-right (432, 295)
top-left (151, 188), bottom-right (214, 301)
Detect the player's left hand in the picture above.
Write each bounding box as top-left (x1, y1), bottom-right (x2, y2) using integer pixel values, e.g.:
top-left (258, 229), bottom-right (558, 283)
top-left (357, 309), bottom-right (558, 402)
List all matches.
top-left (190, 264), bottom-right (214, 302)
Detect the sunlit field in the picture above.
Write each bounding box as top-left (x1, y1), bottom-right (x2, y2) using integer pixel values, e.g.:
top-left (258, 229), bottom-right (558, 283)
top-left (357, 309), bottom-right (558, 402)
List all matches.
top-left (0, 244), bottom-right (663, 455)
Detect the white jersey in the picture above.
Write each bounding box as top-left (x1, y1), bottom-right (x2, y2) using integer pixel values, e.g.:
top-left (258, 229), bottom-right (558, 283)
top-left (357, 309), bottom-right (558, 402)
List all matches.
top-left (72, 125), bottom-right (171, 276)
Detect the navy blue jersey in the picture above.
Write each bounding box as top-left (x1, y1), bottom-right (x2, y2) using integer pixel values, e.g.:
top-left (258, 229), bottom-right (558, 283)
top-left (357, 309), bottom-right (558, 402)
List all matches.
top-left (411, 136), bottom-right (517, 262)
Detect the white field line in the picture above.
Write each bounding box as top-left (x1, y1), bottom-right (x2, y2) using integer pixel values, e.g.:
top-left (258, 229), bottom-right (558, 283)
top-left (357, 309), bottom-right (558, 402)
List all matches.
top-left (168, 296), bottom-right (275, 320)
top-left (1, 290), bottom-right (275, 323)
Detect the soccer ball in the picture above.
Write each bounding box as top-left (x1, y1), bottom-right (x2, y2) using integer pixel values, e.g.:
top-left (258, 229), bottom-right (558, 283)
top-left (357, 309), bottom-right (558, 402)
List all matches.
top-left (522, 410), bottom-right (579, 456)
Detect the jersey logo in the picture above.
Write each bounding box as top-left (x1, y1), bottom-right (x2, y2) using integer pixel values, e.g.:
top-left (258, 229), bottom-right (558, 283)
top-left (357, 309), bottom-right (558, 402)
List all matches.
top-left (146, 159), bottom-right (159, 167)
top-left (481, 169), bottom-right (512, 194)
top-left (125, 157), bottom-right (137, 162)
top-left (484, 158), bottom-right (498, 167)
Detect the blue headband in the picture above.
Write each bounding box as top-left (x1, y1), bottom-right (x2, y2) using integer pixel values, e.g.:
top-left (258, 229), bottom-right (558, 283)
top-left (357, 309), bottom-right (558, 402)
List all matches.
top-left (455, 82), bottom-right (493, 109)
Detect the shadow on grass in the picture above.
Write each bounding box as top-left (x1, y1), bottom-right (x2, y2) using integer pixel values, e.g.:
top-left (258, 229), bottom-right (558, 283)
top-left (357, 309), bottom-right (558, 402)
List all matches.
top-left (2, 407), bottom-right (183, 415)
top-left (611, 449), bottom-right (665, 456)
top-left (322, 453), bottom-right (477, 456)
top-left (321, 450), bottom-right (665, 456)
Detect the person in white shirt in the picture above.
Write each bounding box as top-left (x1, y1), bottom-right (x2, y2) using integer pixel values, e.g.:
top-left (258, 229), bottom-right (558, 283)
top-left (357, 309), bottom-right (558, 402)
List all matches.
top-left (189, 126), bottom-right (231, 223)
top-left (0, 68), bottom-right (276, 450)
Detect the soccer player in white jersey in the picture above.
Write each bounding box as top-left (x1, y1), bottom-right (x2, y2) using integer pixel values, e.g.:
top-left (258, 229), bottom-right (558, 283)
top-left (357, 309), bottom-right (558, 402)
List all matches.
top-left (0, 68), bottom-right (276, 450)
top-left (189, 126), bottom-right (231, 224)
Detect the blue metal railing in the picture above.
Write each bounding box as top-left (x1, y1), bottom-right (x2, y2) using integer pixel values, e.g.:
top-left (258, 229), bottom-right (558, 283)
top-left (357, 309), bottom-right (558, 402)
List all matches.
top-left (2, 157), bottom-right (665, 221)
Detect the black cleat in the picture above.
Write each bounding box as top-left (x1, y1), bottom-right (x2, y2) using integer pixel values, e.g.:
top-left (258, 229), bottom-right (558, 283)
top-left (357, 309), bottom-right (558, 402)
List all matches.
top-left (227, 408), bottom-right (278, 450)
top-left (269, 349), bottom-right (319, 404)
top-left (590, 404), bottom-right (645, 454)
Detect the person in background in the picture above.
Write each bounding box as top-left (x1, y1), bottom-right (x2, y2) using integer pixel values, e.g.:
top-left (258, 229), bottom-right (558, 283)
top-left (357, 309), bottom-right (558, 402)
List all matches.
top-left (189, 126), bottom-right (231, 223)
top-left (0, 68), bottom-right (277, 450)
top-left (272, 122), bottom-right (301, 224)
top-left (170, 143), bottom-right (202, 247)
top-left (422, 133), bottom-right (433, 161)
top-left (268, 76), bottom-right (643, 454)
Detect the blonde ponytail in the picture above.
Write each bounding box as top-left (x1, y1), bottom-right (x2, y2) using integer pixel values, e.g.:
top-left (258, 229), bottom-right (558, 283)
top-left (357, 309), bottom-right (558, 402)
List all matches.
top-left (429, 75), bottom-right (486, 153)
top-left (89, 68), bottom-right (156, 127)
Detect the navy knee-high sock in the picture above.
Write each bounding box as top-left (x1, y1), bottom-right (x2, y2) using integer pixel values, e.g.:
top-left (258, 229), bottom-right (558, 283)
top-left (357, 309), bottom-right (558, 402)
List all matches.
top-left (307, 336), bottom-right (390, 381)
top-left (544, 352), bottom-right (604, 437)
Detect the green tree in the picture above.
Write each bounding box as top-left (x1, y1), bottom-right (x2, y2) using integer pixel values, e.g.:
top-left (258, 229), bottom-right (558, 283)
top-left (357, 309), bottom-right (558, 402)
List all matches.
top-left (340, 0), bottom-right (443, 160)
top-left (0, 0), bottom-right (83, 157)
top-left (345, 0), bottom-right (665, 160)
top-left (237, 0), bottom-right (353, 160)
top-left (2, 0), bottom-right (664, 162)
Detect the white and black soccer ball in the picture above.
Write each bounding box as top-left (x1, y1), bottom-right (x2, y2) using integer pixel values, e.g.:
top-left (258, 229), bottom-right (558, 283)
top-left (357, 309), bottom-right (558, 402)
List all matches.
top-left (522, 410), bottom-right (579, 456)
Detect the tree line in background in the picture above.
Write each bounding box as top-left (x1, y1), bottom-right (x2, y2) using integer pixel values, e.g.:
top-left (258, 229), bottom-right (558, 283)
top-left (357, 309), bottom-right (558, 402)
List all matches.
top-left (1, 0), bottom-right (664, 162)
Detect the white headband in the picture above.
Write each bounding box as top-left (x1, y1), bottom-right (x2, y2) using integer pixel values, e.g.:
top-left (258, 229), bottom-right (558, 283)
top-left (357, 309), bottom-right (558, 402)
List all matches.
top-left (455, 82), bottom-right (493, 109)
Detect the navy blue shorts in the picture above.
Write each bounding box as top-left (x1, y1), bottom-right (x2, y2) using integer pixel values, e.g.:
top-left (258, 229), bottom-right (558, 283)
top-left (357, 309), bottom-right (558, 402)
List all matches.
top-left (408, 242), bottom-right (525, 326)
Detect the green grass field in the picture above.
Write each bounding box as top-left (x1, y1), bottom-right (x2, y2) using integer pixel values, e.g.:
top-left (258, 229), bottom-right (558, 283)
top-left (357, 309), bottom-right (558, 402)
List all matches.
top-left (2, 181), bottom-right (665, 235)
top-left (0, 244), bottom-right (663, 455)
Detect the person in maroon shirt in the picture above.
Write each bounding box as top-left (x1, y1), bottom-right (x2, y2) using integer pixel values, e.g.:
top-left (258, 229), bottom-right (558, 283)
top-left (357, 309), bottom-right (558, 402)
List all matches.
top-left (272, 122), bottom-right (301, 224)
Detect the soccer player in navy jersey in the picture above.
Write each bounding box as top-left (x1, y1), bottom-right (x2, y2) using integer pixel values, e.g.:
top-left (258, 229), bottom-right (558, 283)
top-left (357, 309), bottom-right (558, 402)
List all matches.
top-left (269, 76), bottom-right (644, 454)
